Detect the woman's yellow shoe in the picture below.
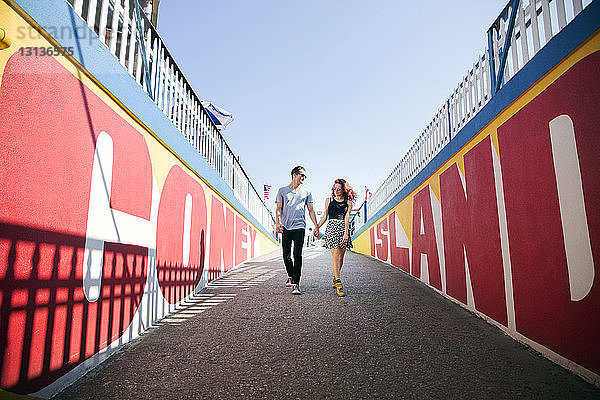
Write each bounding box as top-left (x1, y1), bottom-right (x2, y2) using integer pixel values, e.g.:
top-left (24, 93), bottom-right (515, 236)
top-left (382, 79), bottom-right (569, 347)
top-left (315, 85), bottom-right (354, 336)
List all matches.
top-left (335, 279), bottom-right (345, 297)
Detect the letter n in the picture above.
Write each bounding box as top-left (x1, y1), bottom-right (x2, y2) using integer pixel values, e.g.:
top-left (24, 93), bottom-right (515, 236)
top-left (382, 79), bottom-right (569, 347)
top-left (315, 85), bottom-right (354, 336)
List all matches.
top-left (440, 136), bottom-right (506, 325)
top-left (209, 198), bottom-right (234, 279)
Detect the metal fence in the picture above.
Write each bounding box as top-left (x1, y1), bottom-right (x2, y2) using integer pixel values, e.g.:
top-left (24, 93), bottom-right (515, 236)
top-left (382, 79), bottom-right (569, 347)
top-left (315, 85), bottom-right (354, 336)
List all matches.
top-left (362, 0), bottom-right (593, 226)
top-left (65, 0), bottom-right (276, 234)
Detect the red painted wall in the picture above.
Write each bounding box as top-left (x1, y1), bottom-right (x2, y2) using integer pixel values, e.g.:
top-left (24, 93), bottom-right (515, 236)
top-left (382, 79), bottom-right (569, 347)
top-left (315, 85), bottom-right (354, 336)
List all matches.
top-left (0, 48), bottom-right (272, 394)
top-left (363, 51), bottom-right (600, 379)
top-left (497, 52), bottom-right (600, 375)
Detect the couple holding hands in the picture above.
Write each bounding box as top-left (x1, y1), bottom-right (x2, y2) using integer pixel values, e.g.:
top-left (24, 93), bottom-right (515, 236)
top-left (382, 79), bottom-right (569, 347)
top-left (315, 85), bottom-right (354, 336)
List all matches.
top-left (275, 166), bottom-right (357, 297)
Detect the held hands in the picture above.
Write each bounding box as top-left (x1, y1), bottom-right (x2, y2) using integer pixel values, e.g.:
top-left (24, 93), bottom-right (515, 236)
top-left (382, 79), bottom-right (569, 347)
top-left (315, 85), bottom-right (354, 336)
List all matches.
top-left (313, 227), bottom-right (320, 237)
top-left (276, 222), bottom-right (283, 233)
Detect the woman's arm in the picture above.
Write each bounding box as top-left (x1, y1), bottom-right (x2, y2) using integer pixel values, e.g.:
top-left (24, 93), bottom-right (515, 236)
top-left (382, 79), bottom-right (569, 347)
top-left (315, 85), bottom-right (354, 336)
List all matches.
top-left (317, 198), bottom-right (330, 229)
top-left (343, 199), bottom-right (352, 241)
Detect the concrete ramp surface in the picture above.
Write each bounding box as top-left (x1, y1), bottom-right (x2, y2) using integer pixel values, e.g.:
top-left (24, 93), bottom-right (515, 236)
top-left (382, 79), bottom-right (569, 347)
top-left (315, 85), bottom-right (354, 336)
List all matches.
top-left (54, 248), bottom-right (600, 399)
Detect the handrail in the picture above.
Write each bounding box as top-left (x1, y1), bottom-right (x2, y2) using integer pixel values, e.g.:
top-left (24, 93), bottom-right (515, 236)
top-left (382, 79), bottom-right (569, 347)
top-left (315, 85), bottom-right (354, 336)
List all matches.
top-left (361, 0), bottom-right (592, 227)
top-left (349, 201), bottom-right (367, 235)
top-left (65, 0), bottom-right (276, 234)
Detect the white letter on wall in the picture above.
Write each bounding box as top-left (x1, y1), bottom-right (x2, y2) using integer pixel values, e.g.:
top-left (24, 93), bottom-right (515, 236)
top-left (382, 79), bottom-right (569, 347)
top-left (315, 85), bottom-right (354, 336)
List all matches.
top-left (549, 115), bottom-right (594, 301)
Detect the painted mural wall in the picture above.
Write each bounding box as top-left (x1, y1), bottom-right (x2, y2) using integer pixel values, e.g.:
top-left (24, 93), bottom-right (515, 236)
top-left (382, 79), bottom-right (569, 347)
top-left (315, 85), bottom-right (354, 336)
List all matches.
top-left (353, 26), bottom-right (600, 383)
top-left (0, 1), bottom-right (278, 397)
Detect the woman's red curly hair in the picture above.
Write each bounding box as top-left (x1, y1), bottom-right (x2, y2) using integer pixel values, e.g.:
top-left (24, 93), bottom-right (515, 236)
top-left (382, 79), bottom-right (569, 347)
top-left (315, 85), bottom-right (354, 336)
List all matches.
top-left (331, 178), bottom-right (357, 202)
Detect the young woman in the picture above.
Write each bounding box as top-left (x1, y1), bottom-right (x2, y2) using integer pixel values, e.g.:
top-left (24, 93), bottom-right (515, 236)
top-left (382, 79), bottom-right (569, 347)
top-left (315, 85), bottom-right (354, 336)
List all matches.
top-left (316, 179), bottom-right (357, 297)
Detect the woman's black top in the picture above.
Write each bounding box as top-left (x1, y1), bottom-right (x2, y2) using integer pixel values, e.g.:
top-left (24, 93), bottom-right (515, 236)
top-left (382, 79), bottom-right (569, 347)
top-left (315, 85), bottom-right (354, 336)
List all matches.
top-left (328, 198), bottom-right (348, 220)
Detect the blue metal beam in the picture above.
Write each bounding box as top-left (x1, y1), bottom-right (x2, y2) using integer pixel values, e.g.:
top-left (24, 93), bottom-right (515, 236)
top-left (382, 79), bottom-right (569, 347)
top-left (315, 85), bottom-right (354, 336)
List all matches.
top-left (495, 0), bottom-right (521, 94)
top-left (134, 0), bottom-right (154, 100)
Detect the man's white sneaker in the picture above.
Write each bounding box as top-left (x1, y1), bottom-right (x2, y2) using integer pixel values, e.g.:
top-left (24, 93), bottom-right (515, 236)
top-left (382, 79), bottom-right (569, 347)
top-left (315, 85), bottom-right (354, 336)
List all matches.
top-left (285, 277), bottom-right (293, 287)
top-left (292, 284), bottom-right (301, 295)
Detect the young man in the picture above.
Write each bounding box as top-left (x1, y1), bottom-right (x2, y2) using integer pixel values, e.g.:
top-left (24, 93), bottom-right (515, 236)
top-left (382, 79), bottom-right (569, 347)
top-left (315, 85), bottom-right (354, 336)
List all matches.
top-left (275, 166), bottom-right (319, 295)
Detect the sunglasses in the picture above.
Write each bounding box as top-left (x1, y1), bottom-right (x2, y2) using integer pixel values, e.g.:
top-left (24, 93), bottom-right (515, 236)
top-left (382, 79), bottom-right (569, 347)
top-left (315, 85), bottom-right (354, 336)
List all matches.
top-left (297, 173), bottom-right (306, 179)
top-left (332, 187), bottom-right (343, 191)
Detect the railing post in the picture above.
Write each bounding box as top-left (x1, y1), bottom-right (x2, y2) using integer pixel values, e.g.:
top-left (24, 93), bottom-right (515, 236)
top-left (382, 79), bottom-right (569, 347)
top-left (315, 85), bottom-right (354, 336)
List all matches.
top-left (363, 200), bottom-right (368, 224)
top-left (446, 98), bottom-right (452, 137)
top-left (220, 137), bottom-right (224, 176)
top-left (487, 25), bottom-right (497, 97)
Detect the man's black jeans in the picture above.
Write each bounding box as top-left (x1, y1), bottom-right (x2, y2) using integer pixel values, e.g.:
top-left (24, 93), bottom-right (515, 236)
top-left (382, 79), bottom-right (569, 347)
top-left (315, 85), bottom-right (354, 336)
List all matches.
top-left (281, 228), bottom-right (305, 284)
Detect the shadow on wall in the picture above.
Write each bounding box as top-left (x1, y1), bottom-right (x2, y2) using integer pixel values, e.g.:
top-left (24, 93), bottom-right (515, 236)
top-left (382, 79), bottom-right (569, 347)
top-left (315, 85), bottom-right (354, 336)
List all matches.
top-left (157, 230), bottom-right (204, 304)
top-left (0, 223), bottom-right (143, 393)
top-left (0, 222), bottom-right (207, 394)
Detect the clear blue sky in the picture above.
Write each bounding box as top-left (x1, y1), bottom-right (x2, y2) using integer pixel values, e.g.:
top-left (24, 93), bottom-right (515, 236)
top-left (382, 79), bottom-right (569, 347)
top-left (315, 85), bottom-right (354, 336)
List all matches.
top-left (158, 0), bottom-right (508, 216)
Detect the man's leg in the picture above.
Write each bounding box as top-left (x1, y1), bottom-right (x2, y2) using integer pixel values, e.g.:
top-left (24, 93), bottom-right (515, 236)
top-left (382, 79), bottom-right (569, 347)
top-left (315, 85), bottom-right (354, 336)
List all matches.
top-left (281, 229), bottom-right (294, 279)
top-left (291, 229), bottom-right (305, 284)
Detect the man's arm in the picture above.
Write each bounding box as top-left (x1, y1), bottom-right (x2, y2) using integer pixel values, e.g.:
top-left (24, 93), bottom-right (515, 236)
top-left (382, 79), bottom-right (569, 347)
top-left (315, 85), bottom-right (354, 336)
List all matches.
top-left (307, 202), bottom-right (319, 234)
top-left (275, 201), bottom-right (283, 233)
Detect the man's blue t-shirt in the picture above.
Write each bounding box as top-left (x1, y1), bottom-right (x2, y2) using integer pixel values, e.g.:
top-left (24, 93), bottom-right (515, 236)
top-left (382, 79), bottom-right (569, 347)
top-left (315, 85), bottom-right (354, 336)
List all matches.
top-left (276, 186), bottom-right (313, 230)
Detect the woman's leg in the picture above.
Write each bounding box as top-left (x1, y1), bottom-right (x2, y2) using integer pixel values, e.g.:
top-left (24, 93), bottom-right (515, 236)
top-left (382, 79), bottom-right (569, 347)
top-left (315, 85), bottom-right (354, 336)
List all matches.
top-left (338, 248), bottom-right (346, 275)
top-left (330, 249), bottom-right (337, 279)
top-left (333, 248), bottom-right (345, 296)
top-left (332, 248), bottom-right (342, 279)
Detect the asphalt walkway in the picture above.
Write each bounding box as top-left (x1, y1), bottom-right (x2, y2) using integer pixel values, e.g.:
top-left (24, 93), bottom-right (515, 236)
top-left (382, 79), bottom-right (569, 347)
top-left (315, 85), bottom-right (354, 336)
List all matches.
top-left (54, 247), bottom-right (600, 399)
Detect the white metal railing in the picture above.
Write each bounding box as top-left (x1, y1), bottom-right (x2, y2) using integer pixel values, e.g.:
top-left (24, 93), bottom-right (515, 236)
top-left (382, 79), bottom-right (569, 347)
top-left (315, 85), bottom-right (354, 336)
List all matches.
top-left (365, 0), bottom-right (592, 221)
top-left (66, 0), bottom-right (275, 234)
top-left (489, 0), bottom-right (592, 88)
